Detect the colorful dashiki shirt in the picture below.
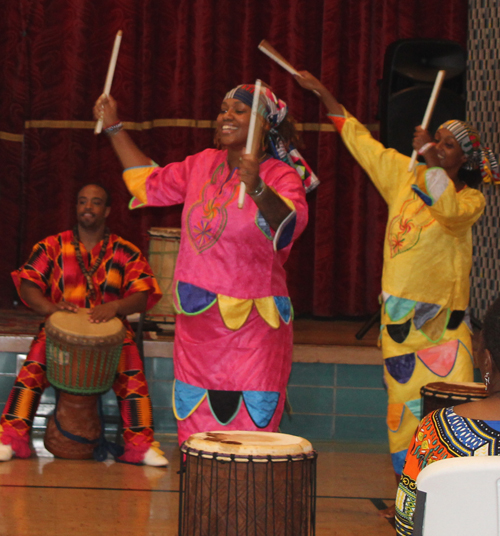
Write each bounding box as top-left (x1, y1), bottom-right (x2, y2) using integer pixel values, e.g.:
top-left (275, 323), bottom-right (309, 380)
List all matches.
top-left (122, 148), bottom-right (308, 444)
top-left (328, 112), bottom-right (485, 473)
top-left (395, 407), bottom-right (500, 535)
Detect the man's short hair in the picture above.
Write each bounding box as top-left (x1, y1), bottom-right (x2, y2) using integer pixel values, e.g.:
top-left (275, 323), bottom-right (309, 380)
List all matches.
top-left (76, 183), bottom-right (112, 207)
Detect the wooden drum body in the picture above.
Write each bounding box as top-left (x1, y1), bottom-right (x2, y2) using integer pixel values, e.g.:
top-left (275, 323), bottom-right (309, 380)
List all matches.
top-left (421, 381), bottom-right (488, 416)
top-left (146, 227), bottom-right (181, 324)
top-left (179, 431), bottom-right (317, 536)
top-left (44, 309), bottom-right (125, 459)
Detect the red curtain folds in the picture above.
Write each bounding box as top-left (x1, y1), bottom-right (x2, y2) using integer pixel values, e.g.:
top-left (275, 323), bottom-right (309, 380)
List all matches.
top-left (0, 0), bottom-right (467, 315)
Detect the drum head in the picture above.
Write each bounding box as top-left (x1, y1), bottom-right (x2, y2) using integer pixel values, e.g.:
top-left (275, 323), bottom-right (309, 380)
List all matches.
top-left (183, 431), bottom-right (313, 458)
top-left (148, 227), bottom-right (181, 238)
top-left (46, 309), bottom-right (125, 346)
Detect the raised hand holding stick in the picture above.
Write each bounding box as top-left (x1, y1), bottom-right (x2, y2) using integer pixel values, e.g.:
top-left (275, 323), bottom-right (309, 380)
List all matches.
top-left (94, 30), bottom-right (123, 135)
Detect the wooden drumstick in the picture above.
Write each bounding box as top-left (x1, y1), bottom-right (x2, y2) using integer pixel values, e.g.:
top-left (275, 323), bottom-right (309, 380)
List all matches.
top-left (408, 70), bottom-right (446, 172)
top-left (94, 30), bottom-right (123, 135)
top-left (258, 40), bottom-right (321, 96)
top-left (258, 39), bottom-right (302, 77)
top-left (238, 79), bottom-right (265, 209)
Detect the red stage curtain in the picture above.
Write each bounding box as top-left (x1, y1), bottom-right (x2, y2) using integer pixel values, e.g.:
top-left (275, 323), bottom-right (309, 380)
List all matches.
top-left (0, 0), bottom-right (468, 315)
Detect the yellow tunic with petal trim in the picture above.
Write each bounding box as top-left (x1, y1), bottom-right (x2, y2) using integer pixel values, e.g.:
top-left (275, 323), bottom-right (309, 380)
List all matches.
top-left (328, 111), bottom-right (485, 474)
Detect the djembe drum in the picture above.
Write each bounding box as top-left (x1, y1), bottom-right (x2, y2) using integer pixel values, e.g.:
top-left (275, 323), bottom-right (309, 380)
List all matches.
top-left (421, 381), bottom-right (488, 416)
top-left (43, 309), bottom-right (125, 459)
top-left (146, 227), bottom-right (181, 324)
top-left (179, 431), bottom-right (317, 536)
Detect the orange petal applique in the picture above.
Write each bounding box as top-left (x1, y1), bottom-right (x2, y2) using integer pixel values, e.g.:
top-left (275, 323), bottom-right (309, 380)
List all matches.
top-left (387, 403), bottom-right (405, 432)
top-left (416, 339), bottom-right (459, 377)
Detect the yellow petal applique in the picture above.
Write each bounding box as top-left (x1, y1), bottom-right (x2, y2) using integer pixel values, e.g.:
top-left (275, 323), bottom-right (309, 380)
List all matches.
top-left (218, 295), bottom-right (253, 330)
top-left (254, 297), bottom-right (280, 329)
top-left (275, 190), bottom-right (296, 212)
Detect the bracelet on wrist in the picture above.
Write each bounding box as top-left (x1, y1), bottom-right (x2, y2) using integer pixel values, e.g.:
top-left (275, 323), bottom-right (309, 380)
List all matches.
top-left (418, 142), bottom-right (436, 155)
top-left (248, 178), bottom-right (266, 198)
top-left (104, 121), bottom-right (124, 137)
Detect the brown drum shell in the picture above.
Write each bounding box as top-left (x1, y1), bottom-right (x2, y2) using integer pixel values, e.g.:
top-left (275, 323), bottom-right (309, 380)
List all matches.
top-left (180, 433), bottom-right (317, 536)
top-left (421, 381), bottom-right (488, 416)
top-left (44, 392), bottom-right (101, 459)
top-left (146, 227), bottom-right (181, 323)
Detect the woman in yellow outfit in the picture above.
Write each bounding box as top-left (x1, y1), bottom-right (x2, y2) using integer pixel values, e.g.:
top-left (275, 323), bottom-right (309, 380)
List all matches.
top-left (294, 72), bottom-right (499, 485)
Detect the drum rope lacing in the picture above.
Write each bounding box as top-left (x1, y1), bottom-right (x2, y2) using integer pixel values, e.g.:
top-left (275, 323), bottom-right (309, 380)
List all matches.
top-left (179, 445), bottom-right (318, 536)
top-left (52, 390), bottom-right (124, 461)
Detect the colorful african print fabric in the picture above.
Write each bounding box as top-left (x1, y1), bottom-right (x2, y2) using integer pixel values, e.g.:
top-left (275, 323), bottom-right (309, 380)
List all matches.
top-left (122, 148), bottom-right (308, 444)
top-left (2, 231), bottom-right (162, 461)
top-left (328, 111), bottom-right (485, 474)
top-left (395, 407), bottom-right (500, 535)
top-left (438, 119), bottom-right (500, 183)
top-left (223, 84), bottom-right (319, 192)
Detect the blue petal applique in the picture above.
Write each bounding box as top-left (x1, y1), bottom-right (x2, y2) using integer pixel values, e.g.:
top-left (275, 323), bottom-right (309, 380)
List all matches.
top-left (385, 295), bottom-right (416, 322)
top-left (177, 281), bottom-right (217, 314)
top-left (243, 391), bottom-right (280, 428)
top-left (391, 449), bottom-right (408, 475)
top-left (256, 211), bottom-right (272, 239)
top-left (174, 379), bottom-right (206, 420)
top-left (385, 353), bottom-right (416, 384)
top-left (275, 213), bottom-right (296, 250)
top-left (412, 184), bottom-right (433, 206)
top-left (274, 296), bottom-right (292, 323)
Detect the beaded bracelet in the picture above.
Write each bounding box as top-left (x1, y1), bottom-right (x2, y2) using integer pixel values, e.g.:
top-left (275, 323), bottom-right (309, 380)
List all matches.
top-left (418, 142), bottom-right (436, 155)
top-left (104, 121), bottom-right (124, 137)
top-left (249, 178), bottom-right (266, 198)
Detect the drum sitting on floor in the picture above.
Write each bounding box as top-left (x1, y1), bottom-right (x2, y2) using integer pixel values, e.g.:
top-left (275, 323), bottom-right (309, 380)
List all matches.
top-left (43, 309), bottom-right (125, 459)
top-left (421, 381), bottom-right (488, 416)
top-left (179, 431), bottom-right (317, 536)
top-left (146, 227), bottom-right (181, 324)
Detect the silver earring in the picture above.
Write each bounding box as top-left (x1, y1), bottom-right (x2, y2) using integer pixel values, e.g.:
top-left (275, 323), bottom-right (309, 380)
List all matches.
top-left (484, 372), bottom-right (490, 390)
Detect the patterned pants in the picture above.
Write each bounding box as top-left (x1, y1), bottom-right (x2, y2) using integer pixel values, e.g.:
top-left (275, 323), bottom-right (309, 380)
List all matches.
top-left (0, 328), bottom-right (155, 461)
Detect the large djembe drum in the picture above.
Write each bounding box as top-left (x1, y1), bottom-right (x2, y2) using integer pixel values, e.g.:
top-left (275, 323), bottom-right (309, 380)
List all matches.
top-left (421, 381), bottom-right (488, 416)
top-left (44, 309), bottom-right (125, 459)
top-left (146, 227), bottom-right (181, 324)
top-left (179, 431), bottom-right (317, 536)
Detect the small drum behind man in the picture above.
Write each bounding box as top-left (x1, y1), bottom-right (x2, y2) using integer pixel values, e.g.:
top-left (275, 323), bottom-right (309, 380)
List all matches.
top-left (421, 381), bottom-right (488, 416)
top-left (146, 227), bottom-right (181, 324)
top-left (179, 431), bottom-right (317, 536)
top-left (44, 309), bottom-right (125, 459)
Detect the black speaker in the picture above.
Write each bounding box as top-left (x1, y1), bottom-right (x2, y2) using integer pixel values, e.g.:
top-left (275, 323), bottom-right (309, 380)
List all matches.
top-left (378, 39), bottom-right (466, 156)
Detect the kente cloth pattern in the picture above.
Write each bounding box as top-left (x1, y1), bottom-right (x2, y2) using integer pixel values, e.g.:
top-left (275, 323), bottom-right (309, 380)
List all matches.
top-left (329, 112), bottom-right (483, 473)
top-left (3, 231), bottom-right (162, 459)
top-left (12, 230), bottom-right (162, 312)
top-left (122, 148), bottom-right (307, 444)
top-left (395, 407), bottom-right (500, 535)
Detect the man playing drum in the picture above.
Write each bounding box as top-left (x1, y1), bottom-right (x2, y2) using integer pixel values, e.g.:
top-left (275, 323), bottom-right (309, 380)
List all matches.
top-left (0, 184), bottom-right (168, 467)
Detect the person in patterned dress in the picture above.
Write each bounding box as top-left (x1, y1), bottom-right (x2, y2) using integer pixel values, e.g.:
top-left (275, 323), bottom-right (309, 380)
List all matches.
top-left (395, 295), bottom-right (500, 535)
top-left (0, 184), bottom-right (168, 466)
top-left (294, 71), bottom-right (499, 514)
top-left (93, 84), bottom-right (314, 445)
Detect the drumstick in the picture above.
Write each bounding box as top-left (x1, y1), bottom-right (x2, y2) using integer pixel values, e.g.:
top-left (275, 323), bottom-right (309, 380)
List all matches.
top-left (258, 40), bottom-right (302, 77)
top-left (407, 70), bottom-right (446, 172)
top-left (94, 30), bottom-right (123, 135)
top-left (238, 79), bottom-right (264, 209)
top-left (258, 40), bottom-right (321, 96)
